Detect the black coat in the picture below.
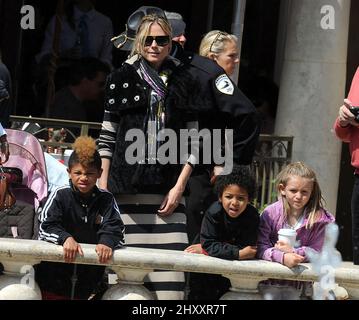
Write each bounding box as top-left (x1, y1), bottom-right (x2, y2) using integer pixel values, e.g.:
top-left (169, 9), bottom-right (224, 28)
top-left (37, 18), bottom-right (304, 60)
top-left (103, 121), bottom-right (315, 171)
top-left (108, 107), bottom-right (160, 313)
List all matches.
top-left (172, 44), bottom-right (260, 167)
top-left (103, 58), bottom-right (199, 194)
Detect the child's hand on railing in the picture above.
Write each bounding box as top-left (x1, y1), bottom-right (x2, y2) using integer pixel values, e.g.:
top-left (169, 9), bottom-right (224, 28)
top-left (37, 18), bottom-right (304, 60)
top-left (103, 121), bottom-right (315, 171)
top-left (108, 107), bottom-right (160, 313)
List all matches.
top-left (283, 252), bottom-right (304, 268)
top-left (275, 240), bottom-right (294, 253)
top-left (239, 246), bottom-right (257, 260)
top-left (184, 243), bottom-right (203, 254)
top-left (63, 237), bottom-right (84, 263)
top-left (95, 244), bottom-right (113, 263)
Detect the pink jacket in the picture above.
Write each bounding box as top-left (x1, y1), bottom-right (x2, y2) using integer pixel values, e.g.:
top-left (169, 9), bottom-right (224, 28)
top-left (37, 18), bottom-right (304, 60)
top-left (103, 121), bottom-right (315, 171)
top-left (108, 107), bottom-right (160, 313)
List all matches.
top-left (334, 67), bottom-right (359, 173)
top-left (257, 200), bottom-right (335, 264)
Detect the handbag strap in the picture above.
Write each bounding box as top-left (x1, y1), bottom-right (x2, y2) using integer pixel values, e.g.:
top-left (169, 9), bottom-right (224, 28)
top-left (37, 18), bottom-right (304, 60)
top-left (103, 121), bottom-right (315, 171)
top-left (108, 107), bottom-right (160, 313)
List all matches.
top-left (0, 175), bottom-right (6, 207)
top-left (0, 165), bottom-right (6, 205)
top-left (0, 165), bottom-right (16, 209)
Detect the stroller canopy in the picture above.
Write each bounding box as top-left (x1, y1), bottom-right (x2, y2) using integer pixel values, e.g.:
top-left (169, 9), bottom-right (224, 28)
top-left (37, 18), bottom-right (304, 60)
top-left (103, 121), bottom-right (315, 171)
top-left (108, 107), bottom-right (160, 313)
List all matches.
top-left (4, 129), bottom-right (48, 208)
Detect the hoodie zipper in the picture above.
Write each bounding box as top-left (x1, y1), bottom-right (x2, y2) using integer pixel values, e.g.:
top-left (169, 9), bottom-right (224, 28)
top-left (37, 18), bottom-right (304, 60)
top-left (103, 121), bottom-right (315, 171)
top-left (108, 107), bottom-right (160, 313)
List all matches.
top-left (81, 203), bottom-right (88, 223)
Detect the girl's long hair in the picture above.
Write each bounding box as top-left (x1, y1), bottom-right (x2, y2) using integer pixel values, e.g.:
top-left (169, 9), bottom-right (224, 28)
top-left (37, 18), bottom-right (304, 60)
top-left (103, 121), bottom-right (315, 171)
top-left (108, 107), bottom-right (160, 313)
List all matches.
top-left (276, 161), bottom-right (325, 228)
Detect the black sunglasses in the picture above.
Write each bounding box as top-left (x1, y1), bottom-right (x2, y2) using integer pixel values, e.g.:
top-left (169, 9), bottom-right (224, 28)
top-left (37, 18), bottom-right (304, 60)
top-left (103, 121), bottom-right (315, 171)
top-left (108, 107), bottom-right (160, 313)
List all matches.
top-left (144, 35), bottom-right (170, 47)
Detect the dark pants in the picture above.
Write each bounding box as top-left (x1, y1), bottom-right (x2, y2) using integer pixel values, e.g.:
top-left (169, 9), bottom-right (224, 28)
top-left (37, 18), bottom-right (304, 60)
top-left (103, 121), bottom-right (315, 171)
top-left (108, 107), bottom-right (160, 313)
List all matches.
top-left (35, 262), bottom-right (106, 299)
top-left (186, 172), bottom-right (216, 244)
top-left (185, 171), bottom-right (220, 299)
top-left (351, 175), bottom-right (359, 265)
top-left (187, 273), bottom-right (230, 300)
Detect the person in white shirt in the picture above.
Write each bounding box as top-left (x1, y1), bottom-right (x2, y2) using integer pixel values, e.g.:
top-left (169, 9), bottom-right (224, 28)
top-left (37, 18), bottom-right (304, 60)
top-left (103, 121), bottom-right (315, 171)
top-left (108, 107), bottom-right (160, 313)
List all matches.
top-left (36, 0), bottom-right (113, 67)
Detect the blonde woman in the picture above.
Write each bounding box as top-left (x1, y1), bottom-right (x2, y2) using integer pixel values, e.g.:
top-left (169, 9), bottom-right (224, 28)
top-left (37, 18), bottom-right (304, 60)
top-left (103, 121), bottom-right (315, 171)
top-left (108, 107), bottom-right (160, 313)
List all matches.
top-left (199, 30), bottom-right (239, 76)
top-left (98, 14), bottom-right (195, 300)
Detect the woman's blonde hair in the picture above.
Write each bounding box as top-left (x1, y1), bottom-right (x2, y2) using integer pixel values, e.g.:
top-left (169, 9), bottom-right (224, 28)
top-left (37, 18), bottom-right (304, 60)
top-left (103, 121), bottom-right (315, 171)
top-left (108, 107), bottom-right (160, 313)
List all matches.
top-left (130, 14), bottom-right (172, 57)
top-left (199, 30), bottom-right (238, 58)
top-left (276, 161), bottom-right (325, 229)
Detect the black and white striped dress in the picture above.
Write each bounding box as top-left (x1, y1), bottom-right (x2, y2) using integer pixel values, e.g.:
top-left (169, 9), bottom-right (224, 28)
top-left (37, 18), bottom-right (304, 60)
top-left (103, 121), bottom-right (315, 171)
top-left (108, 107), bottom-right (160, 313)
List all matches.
top-left (116, 194), bottom-right (188, 300)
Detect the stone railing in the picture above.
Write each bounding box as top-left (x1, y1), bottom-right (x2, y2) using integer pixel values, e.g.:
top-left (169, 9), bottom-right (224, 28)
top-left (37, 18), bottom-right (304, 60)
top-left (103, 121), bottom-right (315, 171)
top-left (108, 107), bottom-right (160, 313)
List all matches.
top-left (0, 238), bottom-right (358, 300)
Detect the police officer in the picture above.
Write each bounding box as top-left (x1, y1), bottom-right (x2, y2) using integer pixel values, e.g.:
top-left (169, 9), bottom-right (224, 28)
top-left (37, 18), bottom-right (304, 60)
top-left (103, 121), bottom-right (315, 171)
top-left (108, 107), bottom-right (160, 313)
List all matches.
top-left (169, 42), bottom-right (260, 244)
top-left (170, 43), bottom-right (260, 300)
top-left (164, 12), bottom-right (260, 301)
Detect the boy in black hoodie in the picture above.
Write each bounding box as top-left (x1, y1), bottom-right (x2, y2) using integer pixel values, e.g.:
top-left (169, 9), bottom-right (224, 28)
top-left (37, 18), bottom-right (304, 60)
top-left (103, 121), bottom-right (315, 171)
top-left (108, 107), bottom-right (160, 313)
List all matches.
top-left (36, 136), bottom-right (124, 299)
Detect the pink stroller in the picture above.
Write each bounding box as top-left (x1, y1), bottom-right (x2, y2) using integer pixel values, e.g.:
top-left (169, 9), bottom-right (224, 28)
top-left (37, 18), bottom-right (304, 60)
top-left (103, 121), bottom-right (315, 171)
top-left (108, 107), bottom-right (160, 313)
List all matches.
top-left (4, 128), bottom-right (48, 211)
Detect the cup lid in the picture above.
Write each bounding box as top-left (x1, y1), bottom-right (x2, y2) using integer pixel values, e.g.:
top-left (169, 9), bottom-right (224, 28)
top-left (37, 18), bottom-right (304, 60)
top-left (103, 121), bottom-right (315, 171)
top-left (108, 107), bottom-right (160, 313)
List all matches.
top-left (278, 228), bottom-right (297, 236)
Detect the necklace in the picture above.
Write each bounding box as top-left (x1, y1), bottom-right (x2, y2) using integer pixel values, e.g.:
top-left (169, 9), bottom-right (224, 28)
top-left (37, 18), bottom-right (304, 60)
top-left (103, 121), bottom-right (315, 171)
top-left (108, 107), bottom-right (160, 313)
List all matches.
top-left (287, 213), bottom-right (304, 230)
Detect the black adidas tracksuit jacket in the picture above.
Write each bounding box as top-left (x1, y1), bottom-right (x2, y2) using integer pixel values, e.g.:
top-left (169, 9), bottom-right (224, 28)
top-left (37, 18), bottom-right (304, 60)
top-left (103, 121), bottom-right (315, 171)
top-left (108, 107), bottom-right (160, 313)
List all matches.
top-left (36, 183), bottom-right (125, 298)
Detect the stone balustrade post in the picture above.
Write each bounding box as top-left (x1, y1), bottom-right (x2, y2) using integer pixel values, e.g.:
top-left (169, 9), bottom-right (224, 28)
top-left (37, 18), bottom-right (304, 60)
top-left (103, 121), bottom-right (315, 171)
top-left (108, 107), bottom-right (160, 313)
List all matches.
top-left (0, 260), bottom-right (42, 300)
top-left (102, 267), bottom-right (154, 300)
top-left (339, 283), bottom-right (359, 300)
top-left (333, 262), bottom-right (359, 300)
top-left (220, 274), bottom-right (267, 300)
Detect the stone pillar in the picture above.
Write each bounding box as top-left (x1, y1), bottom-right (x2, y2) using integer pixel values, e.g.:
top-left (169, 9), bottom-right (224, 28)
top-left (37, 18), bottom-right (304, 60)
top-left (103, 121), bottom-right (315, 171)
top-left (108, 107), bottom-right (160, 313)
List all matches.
top-left (340, 284), bottom-right (359, 300)
top-left (0, 261), bottom-right (41, 300)
top-left (220, 274), bottom-right (266, 300)
top-left (275, 0), bottom-right (351, 213)
top-left (102, 267), bottom-right (154, 300)
top-left (230, 0), bottom-right (247, 84)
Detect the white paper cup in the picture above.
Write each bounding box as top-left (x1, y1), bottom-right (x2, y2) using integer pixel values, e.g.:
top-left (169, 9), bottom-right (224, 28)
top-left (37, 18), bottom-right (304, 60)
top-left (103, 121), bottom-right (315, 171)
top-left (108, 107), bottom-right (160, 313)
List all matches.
top-left (278, 228), bottom-right (297, 247)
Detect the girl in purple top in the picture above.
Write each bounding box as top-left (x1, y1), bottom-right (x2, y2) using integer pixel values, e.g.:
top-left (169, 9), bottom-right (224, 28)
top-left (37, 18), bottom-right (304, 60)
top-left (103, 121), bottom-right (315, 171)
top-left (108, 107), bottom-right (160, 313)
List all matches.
top-left (257, 161), bottom-right (335, 299)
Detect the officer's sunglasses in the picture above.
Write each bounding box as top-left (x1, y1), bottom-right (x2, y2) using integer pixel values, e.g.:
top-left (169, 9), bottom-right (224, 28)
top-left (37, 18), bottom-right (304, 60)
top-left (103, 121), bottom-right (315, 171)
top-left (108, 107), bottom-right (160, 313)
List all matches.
top-left (144, 35), bottom-right (170, 47)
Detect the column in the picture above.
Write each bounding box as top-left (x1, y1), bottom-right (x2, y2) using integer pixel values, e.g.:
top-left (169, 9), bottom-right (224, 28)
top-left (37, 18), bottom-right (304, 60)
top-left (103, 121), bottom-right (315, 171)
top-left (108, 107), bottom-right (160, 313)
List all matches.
top-left (102, 267), bottom-right (154, 300)
top-left (220, 274), bottom-right (266, 300)
top-left (275, 0), bottom-right (351, 213)
top-left (0, 261), bottom-right (42, 300)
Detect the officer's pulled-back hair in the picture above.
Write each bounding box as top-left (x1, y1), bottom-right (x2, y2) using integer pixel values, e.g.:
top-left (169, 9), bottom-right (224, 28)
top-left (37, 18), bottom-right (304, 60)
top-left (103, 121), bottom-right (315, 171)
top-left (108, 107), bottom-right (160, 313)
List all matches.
top-left (68, 136), bottom-right (102, 171)
top-left (214, 165), bottom-right (257, 201)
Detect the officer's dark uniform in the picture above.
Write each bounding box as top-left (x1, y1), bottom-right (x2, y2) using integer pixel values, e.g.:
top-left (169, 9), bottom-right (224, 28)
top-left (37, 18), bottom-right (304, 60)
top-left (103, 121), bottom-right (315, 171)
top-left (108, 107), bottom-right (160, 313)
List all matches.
top-left (171, 43), bottom-right (260, 300)
top-left (171, 42), bottom-right (260, 244)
